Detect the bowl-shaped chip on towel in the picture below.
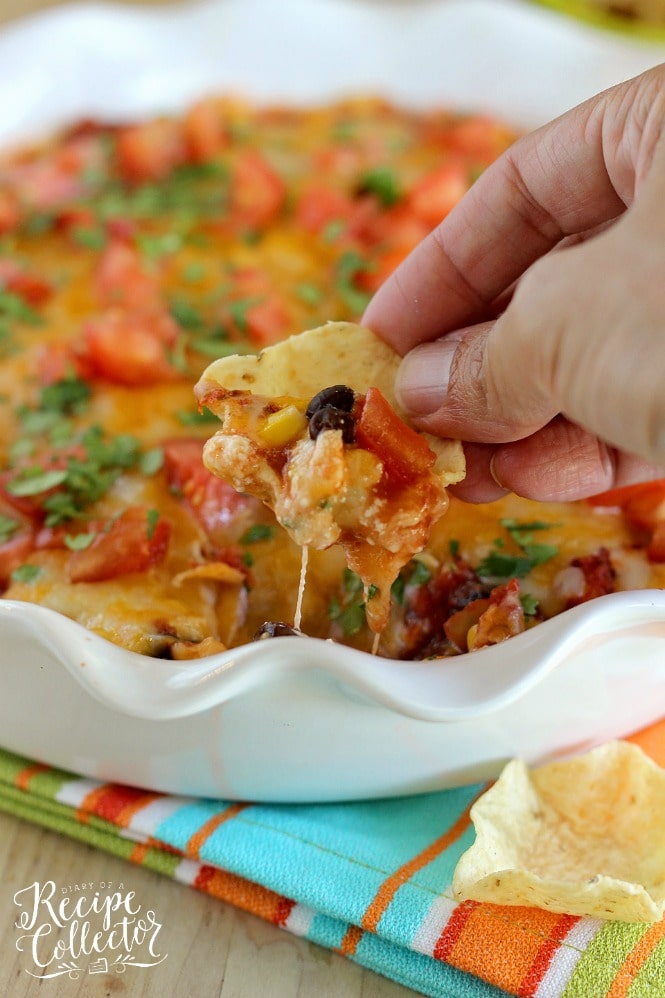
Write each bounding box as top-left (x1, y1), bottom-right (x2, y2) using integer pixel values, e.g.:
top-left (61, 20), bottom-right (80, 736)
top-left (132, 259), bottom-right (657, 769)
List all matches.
top-left (194, 322), bottom-right (464, 632)
top-left (452, 741), bottom-right (665, 922)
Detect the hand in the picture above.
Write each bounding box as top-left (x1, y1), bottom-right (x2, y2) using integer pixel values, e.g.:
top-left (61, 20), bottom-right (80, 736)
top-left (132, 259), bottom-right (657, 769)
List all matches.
top-left (363, 65), bottom-right (665, 502)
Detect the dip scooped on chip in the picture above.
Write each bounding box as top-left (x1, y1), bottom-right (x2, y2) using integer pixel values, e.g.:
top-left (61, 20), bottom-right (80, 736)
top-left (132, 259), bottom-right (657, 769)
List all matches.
top-left (194, 322), bottom-right (465, 633)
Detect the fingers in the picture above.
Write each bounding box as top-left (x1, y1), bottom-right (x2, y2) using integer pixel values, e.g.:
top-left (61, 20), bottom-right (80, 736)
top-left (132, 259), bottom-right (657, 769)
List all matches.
top-left (364, 65), bottom-right (665, 356)
top-left (396, 214), bottom-right (665, 471)
top-left (395, 318), bottom-right (556, 443)
top-left (451, 419), bottom-right (665, 504)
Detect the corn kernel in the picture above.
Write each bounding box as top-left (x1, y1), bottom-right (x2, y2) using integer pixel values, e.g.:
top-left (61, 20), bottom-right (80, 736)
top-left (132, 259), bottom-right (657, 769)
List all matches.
top-left (259, 405), bottom-right (308, 446)
top-left (466, 624), bottom-right (478, 651)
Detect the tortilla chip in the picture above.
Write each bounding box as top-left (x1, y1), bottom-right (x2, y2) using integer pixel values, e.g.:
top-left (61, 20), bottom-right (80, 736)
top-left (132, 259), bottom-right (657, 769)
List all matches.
top-left (195, 321), bottom-right (464, 485)
top-left (452, 741), bottom-right (665, 922)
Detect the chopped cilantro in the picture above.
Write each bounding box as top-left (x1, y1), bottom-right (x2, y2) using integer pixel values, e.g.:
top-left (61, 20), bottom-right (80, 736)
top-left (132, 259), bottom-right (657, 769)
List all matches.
top-left (6, 467), bottom-right (68, 497)
top-left (10, 563), bottom-right (41, 584)
top-left (357, 167), bottom-right (401, 207)
top-left (227, 296), bottom-right (263, 333)
top-left (520, 593), bottom-right (540, 617)
top-left (448, 538), bottom-right (460, 559)
top-left (322, 219), bottom-right (346, 244)
top-left (170, 297), bottom-right (205, 330)
top-left (139, 447), bottom-right (164, 475)
top-left (146, 509), bottom-right (160, 541)
top-left (0, 515), bottom-right (18, 543)
top-left (477, 519), bottom-right (558, 581)
top-left (295, 283), bottom-right (322, 306)
top-left (328, 597), bottom-right (366, 637)
top-left (189, 337), bottom-right (254, 358)
top-left (5, 423), bottom-right (151, 528)
top-left (137, 231), bottom-right (182, 259)
top-left (183, 261), bottom-right (205, 283)
top-left (63, 531), bottom-right (97, 551)
top-left (176, 407), bottom-right (218, 426)
top-left (72, 226), bottom-right (107, 250)
top-left (343, 569), bottom-right (364, 597)
top-left (408, 560), bottom-right (432, 586)
top-left (241, 524), bottom-right (274, 544)
top-left (331, 120), bottom-right (356, 142)
top-left (39, 376), bottom-right (91, 416)
top-left (22, 213), bottom-right (55, 236)
top-left (0, 289), bottom-right (43, 326)
top-left (477, 551), bottom-right (535, 579)
top-left (391, 574), bottom-right (406, 605)
top-left (241, 551), bottom-right (254, 568)
top-left (367, 583), bottom-right (379, 600)
top-left (335, 251), bottom-right (374, 314)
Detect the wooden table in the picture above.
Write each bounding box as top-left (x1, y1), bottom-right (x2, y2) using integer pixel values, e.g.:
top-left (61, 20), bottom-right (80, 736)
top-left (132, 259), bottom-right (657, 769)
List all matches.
top-left (0, 1), bottom-right (416, 995)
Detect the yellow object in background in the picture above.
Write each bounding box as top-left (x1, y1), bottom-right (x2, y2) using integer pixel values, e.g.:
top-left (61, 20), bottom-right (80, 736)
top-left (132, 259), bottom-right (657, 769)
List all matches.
top-left (532, 0), bottom-right (665, 38)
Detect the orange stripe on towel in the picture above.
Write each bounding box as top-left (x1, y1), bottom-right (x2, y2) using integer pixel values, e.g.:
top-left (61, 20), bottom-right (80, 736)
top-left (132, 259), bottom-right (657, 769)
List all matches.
top-left (194, 864), bottom-right (294, 924)
top-left (15, 763), bottom-right (49, 791)
top-left (444, 905), bottom-right (580, 996)
top-left (434, 899), bottom-right (480, 962)
top-left (606, 920), bottom-right (665, 998)
top-left (340, 786), bottom-right (488, 957)
top-left (516, 913), bottom-right (579, 997)
top-left (185, 802), bottom-right (250, 859)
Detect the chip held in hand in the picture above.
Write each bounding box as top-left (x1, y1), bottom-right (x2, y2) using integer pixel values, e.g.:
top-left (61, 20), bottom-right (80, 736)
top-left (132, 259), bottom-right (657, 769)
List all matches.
top-left (452, 741), bottom-right (665, 922)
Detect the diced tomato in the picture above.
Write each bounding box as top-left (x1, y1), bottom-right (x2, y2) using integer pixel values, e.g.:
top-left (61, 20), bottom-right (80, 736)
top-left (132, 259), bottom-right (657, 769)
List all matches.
top-left (0, 189), bottom-right (21, 234)
top-left (647, 521), bottom-right (665, 563)
top-left (184, 97), bottom-right (227, 163)
top-left (565, 548), bottom-right (616, 608)
top-left (82, 308), bottom-right (180, 386)
top-left (116, 119), bottom-right (186, 183)
top-left (445, 116), bottom-right (516, 164)
top-left (471, 578), bottom-right (525, 650)
top-left (408, 161), bottom-right (470, 227)
top-left (444, 597), bottom-right (491, 651)
top-left (68, 507), bottom-right (170, 583)
top-left (162, 438), bottom-right (258, 540)
top-left (365, 203), bottom-right (430, 252)
top-left (355, 386), bottom-right (436, 482)
top-left (244, 296), bottom-right (290, 346)
top-left (95, 240), bottom-right (164, 312)
top-left (230, 152), bottom-right (285, 229)
top-left (36, 341), bottom-right (93, 386)
top-left (0, 532), bottom-right (36, 586)
top-left (105, 217), bottom-right (138, 242)
top-left (587, 480), bottom-right (665, 508)
top-left (356, 248), bottom-right (409, 293)
top-left (295, 185), bottom-right (349, 235)
top-left (312, 145), bottom-right (362, 178)
top-left (55, 206), bottom-right (97, 237)
top-left (0, 259), bottom-right (52, 306)
top-left (2, 137), bottom-right (104, 210)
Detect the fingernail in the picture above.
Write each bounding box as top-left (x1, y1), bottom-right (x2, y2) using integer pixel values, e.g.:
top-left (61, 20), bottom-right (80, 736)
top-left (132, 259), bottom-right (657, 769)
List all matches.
top-left (489, 452), bottom-right (505, 489)
top-left (396, 339), bottom-right (457, 415)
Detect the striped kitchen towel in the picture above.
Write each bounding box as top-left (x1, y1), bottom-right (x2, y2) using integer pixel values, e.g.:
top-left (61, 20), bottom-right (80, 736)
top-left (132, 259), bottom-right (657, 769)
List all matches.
top-left (1, 718), bottom-right (664, 998)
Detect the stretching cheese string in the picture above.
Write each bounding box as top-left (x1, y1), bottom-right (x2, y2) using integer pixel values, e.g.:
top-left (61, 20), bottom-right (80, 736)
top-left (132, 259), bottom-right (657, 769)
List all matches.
top-left (294, 545), bottom-right (309, 631)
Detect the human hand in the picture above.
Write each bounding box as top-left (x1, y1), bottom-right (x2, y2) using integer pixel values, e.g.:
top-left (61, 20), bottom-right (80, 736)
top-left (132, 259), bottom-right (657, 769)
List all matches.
top-left (363, 65), bottom-right (665, 502)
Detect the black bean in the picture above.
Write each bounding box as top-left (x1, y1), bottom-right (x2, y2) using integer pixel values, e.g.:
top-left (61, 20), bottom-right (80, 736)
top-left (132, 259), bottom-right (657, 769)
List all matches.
top-left (308, 405), bottom-right (356, 444)
top-left (254, 621), bottom-right (303, 640)
top-left (305, 385), bottom-right (355, 419)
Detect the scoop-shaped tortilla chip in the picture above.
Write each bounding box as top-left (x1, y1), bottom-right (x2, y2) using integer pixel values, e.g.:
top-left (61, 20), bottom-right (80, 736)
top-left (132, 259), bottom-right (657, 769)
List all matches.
top-left (195, 321), bottom-right (464, 483)
top-left (453, 741), bottom-right (665, 922)
top-left (195, 323), bottom-right (464, 633)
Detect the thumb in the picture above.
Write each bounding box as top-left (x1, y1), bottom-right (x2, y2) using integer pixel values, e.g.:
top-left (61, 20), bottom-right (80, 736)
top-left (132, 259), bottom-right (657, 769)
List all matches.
top-left (394, 313), bottom-right (557, 445)
top-left (394, 233), bottom-right (665, 464)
